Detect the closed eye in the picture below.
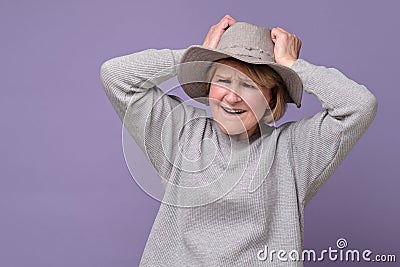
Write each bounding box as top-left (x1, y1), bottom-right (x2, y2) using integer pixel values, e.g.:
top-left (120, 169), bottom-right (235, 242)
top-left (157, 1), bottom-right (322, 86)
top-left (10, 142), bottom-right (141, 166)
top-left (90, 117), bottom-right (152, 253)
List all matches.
top-left (217, 79), bottom-right (231, 83)
top-left (243, 82), bottom-right (256, 89)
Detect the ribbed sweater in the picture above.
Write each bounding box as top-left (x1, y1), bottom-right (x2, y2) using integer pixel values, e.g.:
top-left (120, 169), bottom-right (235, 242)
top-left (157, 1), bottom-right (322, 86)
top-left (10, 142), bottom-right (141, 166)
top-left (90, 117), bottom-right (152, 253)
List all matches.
top-left (100, 48), bottom-right (377, 266)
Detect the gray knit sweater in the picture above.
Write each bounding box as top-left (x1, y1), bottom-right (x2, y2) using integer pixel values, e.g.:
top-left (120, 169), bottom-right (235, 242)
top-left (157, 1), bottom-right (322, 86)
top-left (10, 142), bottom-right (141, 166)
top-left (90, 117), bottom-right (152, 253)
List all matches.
top-left (100, 48), bottom-right (377, 266)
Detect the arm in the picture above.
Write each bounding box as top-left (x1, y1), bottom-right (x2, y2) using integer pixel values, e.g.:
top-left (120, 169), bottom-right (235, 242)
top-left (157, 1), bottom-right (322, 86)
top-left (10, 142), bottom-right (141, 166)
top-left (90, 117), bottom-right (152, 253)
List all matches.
top-left (100, 48), bottom-right (205, 178)
top-left (100, 48), bottom-right (185, 123)
top-left (271, 27), bottom-right (377, 206)
top-left (99, 15), bottom-right (237, 179)
top-left (288, 59), bottom-right (378, 206)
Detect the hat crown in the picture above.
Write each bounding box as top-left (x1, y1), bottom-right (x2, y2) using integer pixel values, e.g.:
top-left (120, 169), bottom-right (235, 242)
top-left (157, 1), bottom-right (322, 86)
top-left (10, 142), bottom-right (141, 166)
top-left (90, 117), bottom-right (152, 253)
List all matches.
top-left (217, 22), bottom-right (275, 62)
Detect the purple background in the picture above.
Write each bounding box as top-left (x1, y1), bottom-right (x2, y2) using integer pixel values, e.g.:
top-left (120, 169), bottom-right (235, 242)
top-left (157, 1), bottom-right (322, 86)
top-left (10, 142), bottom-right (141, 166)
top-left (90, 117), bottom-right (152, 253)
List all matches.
top-left (1, 0), bottom-right (399, 266)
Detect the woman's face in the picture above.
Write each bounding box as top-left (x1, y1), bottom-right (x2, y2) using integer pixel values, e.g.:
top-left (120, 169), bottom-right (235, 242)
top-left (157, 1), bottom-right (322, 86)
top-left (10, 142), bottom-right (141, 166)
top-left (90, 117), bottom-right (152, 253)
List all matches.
top-left (209, 60), bottom-right (272, 140)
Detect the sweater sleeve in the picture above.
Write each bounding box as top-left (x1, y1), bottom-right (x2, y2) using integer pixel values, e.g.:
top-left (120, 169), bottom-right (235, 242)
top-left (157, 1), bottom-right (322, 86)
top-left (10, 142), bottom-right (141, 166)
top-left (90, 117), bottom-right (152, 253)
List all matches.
top-left (288, 59), bottom-right (378, 207)
top-left (100, 48), bottom-right (186, 122)
top-left (100, 48), bottom-right (206, 180)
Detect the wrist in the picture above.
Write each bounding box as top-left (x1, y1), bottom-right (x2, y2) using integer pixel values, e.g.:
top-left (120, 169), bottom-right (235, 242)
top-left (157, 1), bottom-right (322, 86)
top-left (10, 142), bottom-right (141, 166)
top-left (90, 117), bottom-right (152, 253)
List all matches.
top-left (276, 58), bottom-right (296, 68)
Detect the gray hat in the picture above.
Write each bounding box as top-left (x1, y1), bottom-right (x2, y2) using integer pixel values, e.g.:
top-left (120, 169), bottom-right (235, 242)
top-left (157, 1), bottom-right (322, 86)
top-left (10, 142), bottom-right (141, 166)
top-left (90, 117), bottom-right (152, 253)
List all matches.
top-left (177, 22), bottom-right (303, 108)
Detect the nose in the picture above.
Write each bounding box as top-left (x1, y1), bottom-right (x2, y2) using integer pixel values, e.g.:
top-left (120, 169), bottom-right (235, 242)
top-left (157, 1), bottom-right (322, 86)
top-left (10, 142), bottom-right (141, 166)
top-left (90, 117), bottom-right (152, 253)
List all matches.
top-left (224, 85), bottom-right (242, 103)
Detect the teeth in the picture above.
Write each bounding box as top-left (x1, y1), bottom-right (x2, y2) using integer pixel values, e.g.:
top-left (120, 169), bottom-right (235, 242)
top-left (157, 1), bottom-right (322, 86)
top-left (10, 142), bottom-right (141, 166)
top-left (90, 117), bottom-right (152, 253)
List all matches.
top-left (222, 106), bottom-right (245, 114)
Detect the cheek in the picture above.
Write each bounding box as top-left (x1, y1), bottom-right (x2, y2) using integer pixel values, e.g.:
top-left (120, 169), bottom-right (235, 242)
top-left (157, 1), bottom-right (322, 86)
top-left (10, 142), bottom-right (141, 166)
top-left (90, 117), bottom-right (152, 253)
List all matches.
top-left (208, 85), bottom-right (226, 104)
top-left (209, 85), bottom-right (221, 98)
top-left (242, 91), bottom-right (270, 113)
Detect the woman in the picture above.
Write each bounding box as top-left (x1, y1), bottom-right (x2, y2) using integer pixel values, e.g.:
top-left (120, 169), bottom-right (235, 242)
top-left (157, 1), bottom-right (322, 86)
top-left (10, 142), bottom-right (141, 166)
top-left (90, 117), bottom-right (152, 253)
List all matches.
top-left (100, 15), bottom-right (377, 266)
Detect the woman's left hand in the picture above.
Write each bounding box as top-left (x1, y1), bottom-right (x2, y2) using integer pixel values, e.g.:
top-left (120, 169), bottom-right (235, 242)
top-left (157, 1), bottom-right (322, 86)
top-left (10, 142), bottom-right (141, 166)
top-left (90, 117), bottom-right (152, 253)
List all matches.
top-left (270, 27), bottom-right (302, 68)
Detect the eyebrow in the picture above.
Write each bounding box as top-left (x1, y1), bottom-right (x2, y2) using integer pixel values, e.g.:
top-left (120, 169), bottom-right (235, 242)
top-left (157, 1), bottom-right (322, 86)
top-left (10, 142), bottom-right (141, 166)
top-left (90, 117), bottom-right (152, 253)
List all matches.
top-left (215, 74), bottom-right (230, 79)
top-left (214, 74), bottom-right (254, 83)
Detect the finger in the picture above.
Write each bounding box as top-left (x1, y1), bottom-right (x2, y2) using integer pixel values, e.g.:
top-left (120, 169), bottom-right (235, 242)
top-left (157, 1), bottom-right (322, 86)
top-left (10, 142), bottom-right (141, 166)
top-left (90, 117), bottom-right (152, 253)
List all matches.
top-left (219, 16), bottom-right (236, 29)
top-left (271, 27), bottom-right (291, 42)
top-left (228, 17), bottom-right (237, 25)
top-left (223, 14), bottom-right (235, 21)
top-left (270, 27), bottom-right (283, 42)
top-left (226, 15), bottom-right (237, 25)
top-left (277, 27), bottom-right (299, 43)
top-left (223, 19), bottom-right (236, 30)
top-left (218, 14), bottom-right (232, 25)
top-left (271, 27), bottom-right (285, 36)
top-left (275, 27), bottom-right (290, 34)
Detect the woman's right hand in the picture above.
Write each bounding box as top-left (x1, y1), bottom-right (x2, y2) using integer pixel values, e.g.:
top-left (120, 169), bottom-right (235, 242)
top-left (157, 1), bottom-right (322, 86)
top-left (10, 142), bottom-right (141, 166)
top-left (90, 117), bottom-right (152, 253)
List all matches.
top-left (202, 14), bottom-right (237, 49)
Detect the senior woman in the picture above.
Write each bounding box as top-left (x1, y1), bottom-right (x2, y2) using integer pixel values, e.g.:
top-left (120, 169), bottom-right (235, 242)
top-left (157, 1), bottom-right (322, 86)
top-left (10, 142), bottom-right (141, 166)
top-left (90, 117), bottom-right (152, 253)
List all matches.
top-left (100, 15), bottom-right (377, 267)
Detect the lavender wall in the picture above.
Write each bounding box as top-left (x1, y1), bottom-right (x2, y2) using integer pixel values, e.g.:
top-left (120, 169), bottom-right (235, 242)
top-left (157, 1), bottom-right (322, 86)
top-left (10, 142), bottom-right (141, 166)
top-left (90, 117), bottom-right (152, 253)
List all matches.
top-left (1, 0), bottom-right (398, 266)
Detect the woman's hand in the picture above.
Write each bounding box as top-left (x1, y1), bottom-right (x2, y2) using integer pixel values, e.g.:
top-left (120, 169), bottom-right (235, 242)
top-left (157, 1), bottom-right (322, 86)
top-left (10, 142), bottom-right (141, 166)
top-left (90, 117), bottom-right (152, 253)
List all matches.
top-left (202, 14), bottom-right (237, 49)
top-left (270, 27), bottom-right (302, 68)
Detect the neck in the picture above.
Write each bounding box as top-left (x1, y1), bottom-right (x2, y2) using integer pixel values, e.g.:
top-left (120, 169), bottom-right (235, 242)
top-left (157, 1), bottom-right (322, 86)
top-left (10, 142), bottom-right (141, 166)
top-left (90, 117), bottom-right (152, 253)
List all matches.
top-left (231, 124), bottom-right (261, 142)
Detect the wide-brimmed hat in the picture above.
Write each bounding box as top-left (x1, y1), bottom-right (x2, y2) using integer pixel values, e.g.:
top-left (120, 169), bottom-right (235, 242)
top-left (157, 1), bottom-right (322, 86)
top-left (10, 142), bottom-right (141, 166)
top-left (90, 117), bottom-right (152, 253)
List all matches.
top-left (177, 22), bottom-right (303, 108)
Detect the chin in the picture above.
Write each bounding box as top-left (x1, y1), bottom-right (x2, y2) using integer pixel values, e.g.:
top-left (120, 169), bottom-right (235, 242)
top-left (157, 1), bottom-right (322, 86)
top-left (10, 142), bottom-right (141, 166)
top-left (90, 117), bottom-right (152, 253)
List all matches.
top-left (217, 122), bottom-right (249, 136)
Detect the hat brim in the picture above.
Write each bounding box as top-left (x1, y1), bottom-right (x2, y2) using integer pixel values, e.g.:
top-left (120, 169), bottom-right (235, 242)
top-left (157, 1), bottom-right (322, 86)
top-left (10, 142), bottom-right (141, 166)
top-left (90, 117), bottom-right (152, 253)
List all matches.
top-left (177, 45), bottom-right (303, 108)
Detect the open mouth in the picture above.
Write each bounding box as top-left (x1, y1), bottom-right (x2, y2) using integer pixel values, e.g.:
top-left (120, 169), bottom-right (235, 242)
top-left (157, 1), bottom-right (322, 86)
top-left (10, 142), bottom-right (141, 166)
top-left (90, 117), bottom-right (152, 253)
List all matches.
top-left (221, 105), bottom-right (246, 115)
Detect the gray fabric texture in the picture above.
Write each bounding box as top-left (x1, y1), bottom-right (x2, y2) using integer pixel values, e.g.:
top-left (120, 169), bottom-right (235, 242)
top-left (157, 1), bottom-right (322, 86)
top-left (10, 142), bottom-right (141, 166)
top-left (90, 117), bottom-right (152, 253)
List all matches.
top-left (100, 48), bottom-right (377, 266)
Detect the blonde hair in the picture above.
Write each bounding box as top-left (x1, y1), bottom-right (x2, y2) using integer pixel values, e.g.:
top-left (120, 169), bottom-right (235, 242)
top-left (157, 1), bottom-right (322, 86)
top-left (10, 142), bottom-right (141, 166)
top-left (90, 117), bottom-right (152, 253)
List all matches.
top-left (206, 58), bottom-right (289, 123)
